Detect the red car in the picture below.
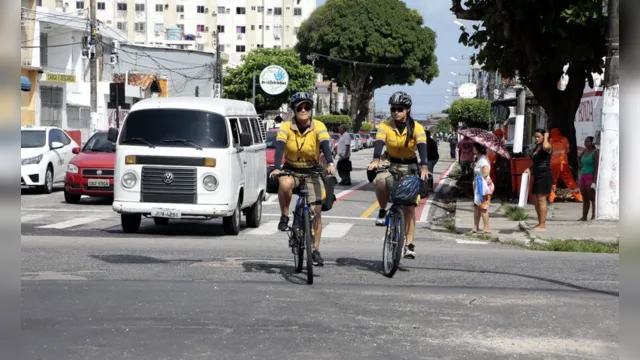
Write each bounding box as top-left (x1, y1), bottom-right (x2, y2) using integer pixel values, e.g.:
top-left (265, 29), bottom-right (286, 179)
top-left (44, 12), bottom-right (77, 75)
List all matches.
top-left (64, 131), bottom-right (115, 203)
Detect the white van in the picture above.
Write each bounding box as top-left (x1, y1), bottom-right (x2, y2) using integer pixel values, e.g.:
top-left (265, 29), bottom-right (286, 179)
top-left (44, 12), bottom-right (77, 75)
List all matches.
top-left (108, 97), bottom-right (267, 235)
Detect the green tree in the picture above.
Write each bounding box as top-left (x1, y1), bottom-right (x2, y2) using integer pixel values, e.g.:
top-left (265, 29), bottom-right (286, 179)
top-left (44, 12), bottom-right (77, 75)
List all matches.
top-left (451, 0), bottom-right (607, 168)
top-left (314, 114), bottom-right (351, 131)
top-left (448, 98), bottom-right (493, 130)
top-left (360, 122), bottom-right (374, 132)
top-left (435, 117), bottom-right (452, 134)
top-left (296, 0), bottom-right (439, 132)
top-left (222, 48), bottom-right (316, 114)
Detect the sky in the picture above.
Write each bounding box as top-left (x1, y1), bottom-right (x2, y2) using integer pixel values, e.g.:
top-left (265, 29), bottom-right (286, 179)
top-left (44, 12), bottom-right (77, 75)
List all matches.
top-left (315, 0), bottom-right (477, 119)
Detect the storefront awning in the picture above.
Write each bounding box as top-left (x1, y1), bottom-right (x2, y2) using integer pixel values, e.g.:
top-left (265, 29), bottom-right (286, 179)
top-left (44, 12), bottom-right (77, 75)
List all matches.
top-left (21, 75), bottom-right (32, 92)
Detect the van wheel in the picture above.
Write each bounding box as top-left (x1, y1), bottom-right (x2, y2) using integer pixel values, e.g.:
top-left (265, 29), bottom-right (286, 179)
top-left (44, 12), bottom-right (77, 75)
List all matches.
top-left (121, 214), bottom-right (141, 233)
top-left (153, 217), bottom-right (169, 226)
top-left (245, 193), bottom-right (262, 228)
top-left (223, 199), bottom-right (242, 235)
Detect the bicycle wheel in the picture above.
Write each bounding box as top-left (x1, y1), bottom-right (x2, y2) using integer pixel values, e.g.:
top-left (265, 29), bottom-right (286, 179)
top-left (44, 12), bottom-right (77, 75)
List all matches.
top-left (292, 213), bottom-right (304, 274)
top-left (382, 208), bottom-right (405, 278)
top-left (303, 210), bottom-right (314, 285)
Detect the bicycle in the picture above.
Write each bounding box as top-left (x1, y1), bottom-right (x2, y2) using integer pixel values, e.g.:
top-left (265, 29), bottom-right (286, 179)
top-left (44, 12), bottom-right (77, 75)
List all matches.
top-left (276, 167), bottom-right (326, 285)
top-left (372, 165), bottom-right (425, 278)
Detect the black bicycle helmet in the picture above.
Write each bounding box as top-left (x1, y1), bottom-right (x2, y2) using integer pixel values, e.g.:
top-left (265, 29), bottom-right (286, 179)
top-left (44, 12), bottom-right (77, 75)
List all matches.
top-left (388, 91), bottom-right (412, 107)
top-left (290, 91), bottom-right (314, 108)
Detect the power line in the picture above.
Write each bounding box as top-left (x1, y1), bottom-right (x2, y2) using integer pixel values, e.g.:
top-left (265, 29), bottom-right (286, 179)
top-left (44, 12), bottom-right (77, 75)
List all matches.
top-left (309, 52), bottom-right (409, 69)
top-left (21, 41), bottom-right (83, 49)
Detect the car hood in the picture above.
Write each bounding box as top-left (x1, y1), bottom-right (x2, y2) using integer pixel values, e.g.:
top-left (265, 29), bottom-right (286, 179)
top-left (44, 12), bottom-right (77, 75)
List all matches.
top-left (70, 151), bottom-right (115, 168)
top-left (21, 147), bottom-right (45, 160)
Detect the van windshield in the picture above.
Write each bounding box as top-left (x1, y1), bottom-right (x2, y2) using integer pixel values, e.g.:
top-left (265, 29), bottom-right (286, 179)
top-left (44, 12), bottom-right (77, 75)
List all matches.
top-left (118, 109), bottom-right (229, 148)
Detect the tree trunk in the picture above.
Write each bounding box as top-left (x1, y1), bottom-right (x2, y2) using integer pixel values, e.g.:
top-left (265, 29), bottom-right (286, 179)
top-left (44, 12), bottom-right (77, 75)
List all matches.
top-left (351, 90), bottom-right (373, 133)
top-left (344, 68), bottom-right (372, 133)
top-left (527, 63), bottom-right (586, 176)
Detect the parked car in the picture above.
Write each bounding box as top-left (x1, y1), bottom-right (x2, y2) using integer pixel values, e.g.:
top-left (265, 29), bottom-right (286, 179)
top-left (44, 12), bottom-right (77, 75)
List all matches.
top-left (361, 133), bottom-right (373, 148)
top-left (329, 132), bottom-right (339, 157)
top-left (354, 133), bottom-right (364, 151)
top-left (63, 131), bottom-right (115, 203)
top-left (348, 133), bottom-right (358, 152)
top-left (21, 125), bottom-right (79, 194)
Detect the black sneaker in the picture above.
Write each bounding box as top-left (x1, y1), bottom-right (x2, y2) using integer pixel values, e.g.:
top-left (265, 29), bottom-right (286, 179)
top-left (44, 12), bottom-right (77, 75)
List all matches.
top-left (375, 209), bottom-right (387, 226)
top-left (404, 243), bottom-right (416, 259)
top-left (278, 215), bottom-right (289, 231)
top-left (312, 249), bottom-right (325, 266)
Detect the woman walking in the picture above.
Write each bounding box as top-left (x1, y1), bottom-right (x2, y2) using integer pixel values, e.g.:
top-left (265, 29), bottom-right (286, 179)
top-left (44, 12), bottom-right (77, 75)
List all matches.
top-left (523, 129), bottom-right (553, 231)
top-left (578, 136), bottom-right (599, 220)
top-left (471, 143), bottom-right (494, 233)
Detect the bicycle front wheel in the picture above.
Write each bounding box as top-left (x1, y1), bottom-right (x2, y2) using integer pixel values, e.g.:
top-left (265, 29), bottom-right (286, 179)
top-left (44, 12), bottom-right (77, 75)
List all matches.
top-left (303, 211), bottom-right (314, 285)
top-left (382, 208), bottom-right (405, 278)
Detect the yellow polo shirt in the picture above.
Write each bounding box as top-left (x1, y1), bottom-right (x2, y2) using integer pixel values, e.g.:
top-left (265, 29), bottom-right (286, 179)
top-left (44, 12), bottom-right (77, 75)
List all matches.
top-left (276, 119), bottom-right (330, 168)
top-left (375, 120), bottom-right (427, 159)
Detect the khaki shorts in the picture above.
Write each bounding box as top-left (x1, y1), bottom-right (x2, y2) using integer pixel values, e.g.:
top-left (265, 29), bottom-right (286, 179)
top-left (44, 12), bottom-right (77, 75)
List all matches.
top-left (373, 162), bottom-right (421, 206)
top-left (283, 166), bottom-right (326, 206)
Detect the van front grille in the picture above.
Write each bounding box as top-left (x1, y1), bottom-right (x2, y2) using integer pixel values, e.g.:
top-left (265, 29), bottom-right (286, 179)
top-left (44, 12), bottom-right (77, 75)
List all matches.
top-left (140, 166), bottom-right (197, 204)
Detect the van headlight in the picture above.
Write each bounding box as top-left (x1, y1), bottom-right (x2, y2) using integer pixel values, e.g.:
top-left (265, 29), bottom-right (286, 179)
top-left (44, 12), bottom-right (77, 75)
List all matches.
top-left (202, 174), bottom-right (218, 191)
top-left (66, 164), bottom-right (78, 174)
top-left (121, 172), bottom-right (138, 189)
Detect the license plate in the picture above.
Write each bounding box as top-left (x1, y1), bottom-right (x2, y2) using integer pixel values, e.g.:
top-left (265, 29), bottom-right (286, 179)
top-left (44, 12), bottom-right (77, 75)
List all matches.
top-left (151, 208), bottom-right (182, 219)
top-left (87, 179), bottom-right (110, 187)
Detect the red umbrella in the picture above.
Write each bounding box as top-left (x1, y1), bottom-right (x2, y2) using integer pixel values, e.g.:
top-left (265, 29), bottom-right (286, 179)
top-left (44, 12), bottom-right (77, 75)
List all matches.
top-left (458, 128), bottom-right (511, 159)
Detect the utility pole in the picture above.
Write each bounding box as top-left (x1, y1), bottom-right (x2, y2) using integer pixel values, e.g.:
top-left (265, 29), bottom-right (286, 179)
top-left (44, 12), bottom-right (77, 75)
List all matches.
top-left (307, 53), bottom-right (319, 114)
top-left (513, 87), bottom-right (526, 154)
top-left (89, 0), bottom-right (98, 133)
top-left (252, 71), bottom-right (257, 107)
top-left (596, 0), bottom-right (619, 220)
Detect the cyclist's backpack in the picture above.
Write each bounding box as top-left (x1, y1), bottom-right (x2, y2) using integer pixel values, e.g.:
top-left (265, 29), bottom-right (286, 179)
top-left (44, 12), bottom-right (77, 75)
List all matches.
top-left (391, 176), bottom-right (421, 205)
top-left (321, 175), bottom-right (337, 212)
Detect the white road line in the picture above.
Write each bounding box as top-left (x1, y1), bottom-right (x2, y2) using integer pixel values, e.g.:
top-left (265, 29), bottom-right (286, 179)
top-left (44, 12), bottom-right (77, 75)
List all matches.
top-left (456, 239), bottom-right (488, 245)
top-left (263, 213), bottom-right (375, 221)
top-left (21, 214), bottom-right (47, 222)
top-left (245, 220), bottom-right (280, 235)
top-left (38, 217), bottom-right (107, 229)
top-left (22, 208), bottom-right (111, 213)
top-left (321, 223), bottom-right (354, 238)
top-left (419, 163), bottom-right (456, 223)
top-left (334, 181), bottom-right (368, 199)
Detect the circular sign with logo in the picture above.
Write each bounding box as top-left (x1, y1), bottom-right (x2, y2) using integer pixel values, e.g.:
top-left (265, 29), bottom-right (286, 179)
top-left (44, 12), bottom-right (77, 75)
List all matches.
top-left (259, 65), bottom-right (289, 95)
top-left (457, 82), bottom-right (477, 99)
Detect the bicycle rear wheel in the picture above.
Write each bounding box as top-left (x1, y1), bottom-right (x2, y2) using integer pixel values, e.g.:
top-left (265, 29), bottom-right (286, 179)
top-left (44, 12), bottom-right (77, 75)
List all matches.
top-left (303, 211), bottom-right (314, 284)
top-left (291, 213), bottom-right (304, 273)
top-left (382, 208), bottom-right (405, 278)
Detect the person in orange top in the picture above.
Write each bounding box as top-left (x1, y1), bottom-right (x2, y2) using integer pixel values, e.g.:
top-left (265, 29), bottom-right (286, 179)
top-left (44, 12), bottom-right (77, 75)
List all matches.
top-left (549, 128), bottom-right (583, 202)
top-left (486, 129), bottom-right (504, 185)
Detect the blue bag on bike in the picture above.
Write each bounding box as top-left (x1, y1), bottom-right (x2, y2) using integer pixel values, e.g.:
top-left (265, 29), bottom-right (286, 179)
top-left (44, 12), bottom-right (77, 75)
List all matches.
top-left (391, 176), bottom-right (421, 205)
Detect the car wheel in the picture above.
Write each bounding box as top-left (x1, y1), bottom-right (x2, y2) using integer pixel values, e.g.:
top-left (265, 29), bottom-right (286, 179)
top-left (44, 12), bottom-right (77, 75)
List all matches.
top-left (245, 193), bottom-right (262, 228)
top-left (39, 165), bottom-right (54, 194)
top-left (223, 198), bottom-right (242, 235)
top-left (121, 213), bottom-right (141, 233)
top-left (153, 217), bottom-right (169, 226)
top-left (64, 190), bottom-right (81, 204)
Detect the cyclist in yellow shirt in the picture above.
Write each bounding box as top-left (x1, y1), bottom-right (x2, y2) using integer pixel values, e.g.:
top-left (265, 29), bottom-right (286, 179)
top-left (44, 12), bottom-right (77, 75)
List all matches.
top-left (367, 91), bottom-right (429, 259)
top-left (269, 91), bottom-right (336, 266)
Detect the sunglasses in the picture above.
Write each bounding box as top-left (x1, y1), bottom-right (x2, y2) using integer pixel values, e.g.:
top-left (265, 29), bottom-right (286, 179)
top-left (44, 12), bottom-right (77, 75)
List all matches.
top-left (296, 104), bottom-right (311, 112)
top-left (390, 107), bottom-right (406, 113)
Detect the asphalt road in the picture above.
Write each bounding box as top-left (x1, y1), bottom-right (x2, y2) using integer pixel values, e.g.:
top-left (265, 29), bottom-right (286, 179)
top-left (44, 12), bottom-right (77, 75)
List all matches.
top-left (21, 144), bottom-right (619, 359)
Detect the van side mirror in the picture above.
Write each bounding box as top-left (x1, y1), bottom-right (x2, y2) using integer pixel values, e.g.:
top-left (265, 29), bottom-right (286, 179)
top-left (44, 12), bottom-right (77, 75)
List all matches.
top-left (107, 128), bottom-right (118, 142)
top-left (239, 133), bottom-right (253, 147)
top-left (72, 147), bottom-right (81, 154)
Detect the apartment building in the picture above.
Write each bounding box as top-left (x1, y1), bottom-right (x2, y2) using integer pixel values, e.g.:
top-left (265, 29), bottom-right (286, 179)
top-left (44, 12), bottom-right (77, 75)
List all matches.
top-left (38, 0), bottom-right (316, 67)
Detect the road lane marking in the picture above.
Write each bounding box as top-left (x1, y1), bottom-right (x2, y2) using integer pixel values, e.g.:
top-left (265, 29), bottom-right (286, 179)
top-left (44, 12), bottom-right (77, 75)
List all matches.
top-left (245, 220), bottom-right (280, 235)
top-left (360, 201), bottom-right (379, 219)
top-left (22, 208), bottom-right (111, 213)
top-left (263, 213), bottom-right (375, 221)
top-left (418, 162), bottom-right (455, 223)
top-left (456, 239), bottom-right (488, 244)
top-left (321, 223), bottom-right (354, 238)
top-left (38, 217), bottom-right (107, 229)
top-left (21, 214), bottom-right (47, 222)
top-left (334, 181), bottom-right (369, 202)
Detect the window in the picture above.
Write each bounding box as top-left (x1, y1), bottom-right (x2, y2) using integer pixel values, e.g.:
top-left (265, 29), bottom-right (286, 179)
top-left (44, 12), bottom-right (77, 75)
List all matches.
top-left (251, 6), bottom-right (255, 11)
top-left (39, 86), bottom-right (63, 127)
top-left (267, 8), bottom-right (272, 14)
top-left (274, 45), bottom-right (281, 49)
top-left (118, 110), bottom-right (230, 148)
top-left (197, 5), bottom-right (205, 13)
top-left (135, 3), bottom-right (144, 11)
top-left (176, 24), bottom-right (184, 31)
top-left (176, 5), bottom-right (184, 12)
top-left (76, 1), bottom-right (84, 9)
top-left (249, 118), bottom-right (262, 144)
top-left (54, 129), bottom-right (71, 145)
top-left (265, 25), bottom-right (270, 30)
top-left (229, 118), bottom-right (240, 145)
top-left (154, 23), bottom-right (163, 33)
top-left (236, 7), bottom-right (245, 14)
top-left (294, 7), bottom-right (302, 16)
top-left (219, 44), bottom-right (225, 52)
top-left (21, 130), bottom-right (46, 148)
top-left (238, 118), bottom-right (252, 144)
top-left (196, 24), bottom-right (205, 32)
top-left (217, 6), bottom-right (224, 13)
top-left (135, 22), bottom-right (145, 32)
top-left (155, 4), bottom-right (163, 12)
top-left (257, 6), bottom-right (263, 12)
top-left (117, 2), bottom-right (126, 10)
top-left (256, 44), bottom-right (263, 48)
top-left (250, 25), bottom-right (255, 30)
top-left (97, 2), bottom-right (105, 10)
top-left (117, 22), bottom-right (127, 31)
top-left (236, 26), bottom-right (245, 33)
top-left (82, 132), bottom-right (114, 152)
top-left (226, 8), bottom-right (230, 14)
top-left (217, 25), bottom-right (225, 33)
top-left (236, 45), bottom-right (245, 52)
top-left (258, 25), bottom-right (262, 29)
top-left (274, 7), bottom-right (282, 15)
top-left (293, 27), bottom-right (300, 34)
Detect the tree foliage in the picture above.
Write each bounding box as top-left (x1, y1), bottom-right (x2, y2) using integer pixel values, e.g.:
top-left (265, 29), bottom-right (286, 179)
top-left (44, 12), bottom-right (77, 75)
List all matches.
top-left (296, 0), bottom-right (439, 132)
top-left (435, 117), bottom-right (453, 134)
top-left (314, 114), bottom-right (351, 131)
top-left (451, 0), bottom-right (607, 168)
top-left (448, 98), bottom-right (493, 129)
top-left (360, 122), bottom-right (374, 132)
top-left (222, 48), bottom-right (316, 114)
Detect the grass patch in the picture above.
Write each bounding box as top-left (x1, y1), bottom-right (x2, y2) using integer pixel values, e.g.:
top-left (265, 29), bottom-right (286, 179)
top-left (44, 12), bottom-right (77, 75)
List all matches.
top-left (442, 219), bottom-right (456, 232)
top-left (529, 239), bottom-right (619, 253)
top-left (472, 233), bottom-right (500, 242)
top-left (503, 205), bottom-right (528, 221)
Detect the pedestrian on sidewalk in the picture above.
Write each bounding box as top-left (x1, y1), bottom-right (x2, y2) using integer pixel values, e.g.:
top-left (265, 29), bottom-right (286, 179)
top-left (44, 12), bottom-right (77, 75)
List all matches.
top-left (426, 130), bottom-right (439, 191)
top-left (335, 125), bottom-right (352, 185)
top-left (523, 128), bottom-right (553, 231)
top-left (578, 136), bottom-right (599, 220)
top-left (449, 133), bottom-right (458, 159)
top-left (471, 143), bottom-right (494, 233)
top-left (458, 135), bottom-right (475, 176)
top-left (549, 128), bottom-right (583, 202)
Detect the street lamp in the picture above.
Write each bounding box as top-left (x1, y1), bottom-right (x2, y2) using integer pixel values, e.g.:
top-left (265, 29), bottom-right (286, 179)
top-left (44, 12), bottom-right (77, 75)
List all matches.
top-left (450, 57), bottom-right (458, 61)
top-left (454, 20), bottom-right (464, 27)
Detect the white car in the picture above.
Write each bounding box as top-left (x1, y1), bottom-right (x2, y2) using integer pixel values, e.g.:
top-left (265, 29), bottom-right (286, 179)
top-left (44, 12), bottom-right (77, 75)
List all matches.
top-left (21, 126), bottom-right (79, 193)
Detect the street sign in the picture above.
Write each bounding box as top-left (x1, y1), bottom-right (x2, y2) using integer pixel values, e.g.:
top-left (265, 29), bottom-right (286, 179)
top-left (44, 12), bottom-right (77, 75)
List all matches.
top-left (259, 65), bottom-right (289, 95)
top-left (457, 82), bottom-right (477, 98)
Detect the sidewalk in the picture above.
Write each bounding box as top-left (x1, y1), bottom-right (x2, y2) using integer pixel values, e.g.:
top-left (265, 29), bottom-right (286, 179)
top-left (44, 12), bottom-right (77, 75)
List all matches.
top-left (455, 198), bottom-right (619, 244)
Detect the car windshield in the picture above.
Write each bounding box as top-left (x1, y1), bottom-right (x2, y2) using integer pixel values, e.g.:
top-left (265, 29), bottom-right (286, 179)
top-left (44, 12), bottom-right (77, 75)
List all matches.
top-left (349, 133), bottom-right (354, 139)
top-left (83, 132), bottom-right (115, 152)
top-left (331, 134), bottom-right (339, 140)
top-left (265, 131), bottom-right (277, 148)
top-left (118, 109), bottom-right (229, 148)
top-left (21, 130), bottom-right (46, 148)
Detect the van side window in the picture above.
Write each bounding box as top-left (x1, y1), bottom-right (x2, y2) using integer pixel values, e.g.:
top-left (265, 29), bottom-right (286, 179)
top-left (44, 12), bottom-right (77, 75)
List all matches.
top-left (238, 118), bottom-right (253, 144)
top-left (249, 118), bottom-right (262, 144)
top-left (228, 118), bottom-right (240, 145)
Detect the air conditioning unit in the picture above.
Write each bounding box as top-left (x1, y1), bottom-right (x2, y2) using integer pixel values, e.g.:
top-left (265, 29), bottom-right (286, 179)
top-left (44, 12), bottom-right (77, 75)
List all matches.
top-left (109, 54), bottom-right (118, 65)
top-left (204, 26), bottom-right (208, 31)
top-left (205, 7), bottom-right (208, 13)
top-left (236, 34), bottom-right (243, 40)
top-left (22, 60), bottom-right (31, 66)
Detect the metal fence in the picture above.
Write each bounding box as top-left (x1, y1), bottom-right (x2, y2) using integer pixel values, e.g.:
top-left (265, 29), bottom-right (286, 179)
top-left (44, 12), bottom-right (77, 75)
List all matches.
top-left (39, 85), bottom-right (63, 128)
